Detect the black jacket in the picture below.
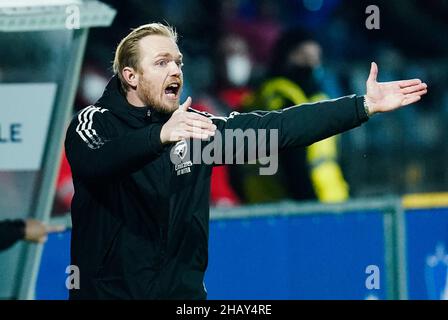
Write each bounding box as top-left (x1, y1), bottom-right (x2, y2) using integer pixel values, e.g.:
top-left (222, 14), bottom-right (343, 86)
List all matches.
top-left (0, 219), bottom-right (25, 251)
top-left (65, 76), bottom-right (369, 299)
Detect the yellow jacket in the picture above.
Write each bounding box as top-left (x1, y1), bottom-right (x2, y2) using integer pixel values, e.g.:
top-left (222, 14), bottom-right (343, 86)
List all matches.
top-left (255, 77), bottom-right (349, 202)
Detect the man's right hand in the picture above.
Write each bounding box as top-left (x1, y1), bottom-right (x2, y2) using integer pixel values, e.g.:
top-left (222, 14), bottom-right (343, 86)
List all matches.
top-left (160, 97), bottom-right (217, 144)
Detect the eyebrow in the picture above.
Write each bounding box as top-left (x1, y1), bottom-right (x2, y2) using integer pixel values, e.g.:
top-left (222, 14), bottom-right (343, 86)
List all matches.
top-left (154, 52), bottom-right (183, 60)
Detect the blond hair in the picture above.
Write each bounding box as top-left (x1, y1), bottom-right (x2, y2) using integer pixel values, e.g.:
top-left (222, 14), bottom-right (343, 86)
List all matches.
top-left (113, 23), bottom-right (178, 92)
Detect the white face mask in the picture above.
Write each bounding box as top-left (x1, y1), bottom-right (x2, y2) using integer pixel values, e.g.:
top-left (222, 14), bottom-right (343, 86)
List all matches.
top-left (225, 54), bottom-right (252, 86)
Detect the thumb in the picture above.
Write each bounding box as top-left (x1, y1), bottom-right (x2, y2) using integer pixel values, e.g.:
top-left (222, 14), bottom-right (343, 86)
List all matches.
top-left (367, 62), bottom-right (378, 83)
top-left (179, 96), bottom-right (192, 112)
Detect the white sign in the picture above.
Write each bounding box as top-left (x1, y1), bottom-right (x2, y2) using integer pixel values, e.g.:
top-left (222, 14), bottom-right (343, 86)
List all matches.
top-left (0, 83), bottom-right (56, 170)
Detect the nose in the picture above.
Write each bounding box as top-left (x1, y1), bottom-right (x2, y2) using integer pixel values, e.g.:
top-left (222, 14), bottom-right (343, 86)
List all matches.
top-left (168, 61), bottom-right (182, 76)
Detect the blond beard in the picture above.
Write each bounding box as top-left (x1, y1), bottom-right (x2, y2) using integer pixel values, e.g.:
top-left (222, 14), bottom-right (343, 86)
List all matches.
top-left (139, 79), bottom-right (179, 114)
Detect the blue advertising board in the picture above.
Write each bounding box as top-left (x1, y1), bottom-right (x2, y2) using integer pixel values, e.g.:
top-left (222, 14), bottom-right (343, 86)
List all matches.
top-left (205, 211), bottom-right (387, 299)
top-left (405, 208), bottom-right (448, 300)
top-left (36, 210), bottom-right (392, 299)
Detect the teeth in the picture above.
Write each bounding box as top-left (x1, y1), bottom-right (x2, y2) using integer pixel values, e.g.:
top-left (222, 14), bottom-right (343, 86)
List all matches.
top-left (165, 83), bottom-right (180, 98)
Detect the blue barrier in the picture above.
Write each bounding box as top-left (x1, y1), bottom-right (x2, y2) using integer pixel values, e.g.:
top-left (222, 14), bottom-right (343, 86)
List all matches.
top-left (34, 204), bottom-right (448, 299)
top-left (205, 211), bottom-right (387, 299)
top-left (35, 210), bottom-right (388, 299)
top-left (35, 230), bottom-right (70, 300)
top-left (405, 208), bottom-right (448, 300)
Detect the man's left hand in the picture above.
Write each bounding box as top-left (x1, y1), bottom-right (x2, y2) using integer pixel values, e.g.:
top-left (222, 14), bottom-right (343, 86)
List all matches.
top-left (365, 62), bottom-right (428, 116)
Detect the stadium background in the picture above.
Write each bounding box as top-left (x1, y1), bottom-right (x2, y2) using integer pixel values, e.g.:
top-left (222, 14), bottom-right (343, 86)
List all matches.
top-left (0, 0), bottom-right (447, 300)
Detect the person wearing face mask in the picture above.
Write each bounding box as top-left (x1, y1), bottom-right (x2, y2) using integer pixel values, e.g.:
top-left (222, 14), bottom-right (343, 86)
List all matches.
top-left (215, 34), bottom-right (255, 112)
top-left (213, 34), bottom-right (258, 203)
top-left (242, 27), bottom-right (349, 203)
top-left (191, 34), bottom-right (257, 205)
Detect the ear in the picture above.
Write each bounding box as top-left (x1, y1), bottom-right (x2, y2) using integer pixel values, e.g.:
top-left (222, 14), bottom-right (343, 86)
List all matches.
top-left (122, 67), bottom-right (139, 89)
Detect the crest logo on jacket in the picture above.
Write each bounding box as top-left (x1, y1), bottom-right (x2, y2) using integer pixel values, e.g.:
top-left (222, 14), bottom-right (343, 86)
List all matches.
top-left (171, 139), bottom-right (192, 176)
top-left (173, 139), bottom-right (187, 160)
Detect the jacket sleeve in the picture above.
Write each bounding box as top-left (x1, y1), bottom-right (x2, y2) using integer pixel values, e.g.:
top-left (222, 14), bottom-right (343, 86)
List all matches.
top-left (209, 95), bottom-right (369, 164)
top-left (0, 219), bottom-right (25, 251)
top-left (306, 93), bottom-right (349, 202)
top-left (65, 107), bottom-right (164, 181)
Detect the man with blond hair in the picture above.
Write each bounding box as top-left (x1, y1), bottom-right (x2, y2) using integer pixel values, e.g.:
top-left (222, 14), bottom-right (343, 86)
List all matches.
top-left (65, 23), bottom-right (427, 299)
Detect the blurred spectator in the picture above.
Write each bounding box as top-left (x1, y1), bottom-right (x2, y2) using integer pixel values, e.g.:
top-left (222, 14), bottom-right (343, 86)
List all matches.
top-left (0, 219), bottom-right (65, 251)
top-left (242, 27), bottom-right (349, 203)
top-left (215, 34), bottom-right (255, 112)
top-left (192, 33), bottom-right (258, 206)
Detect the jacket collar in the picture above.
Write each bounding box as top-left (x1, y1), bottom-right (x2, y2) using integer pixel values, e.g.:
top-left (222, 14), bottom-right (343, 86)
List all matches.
top-left (95, 75), bottom-right (171, 128)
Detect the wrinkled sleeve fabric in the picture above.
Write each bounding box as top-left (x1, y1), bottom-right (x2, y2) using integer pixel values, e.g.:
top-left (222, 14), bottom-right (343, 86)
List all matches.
top-left (207, 95), bottom-right (369, 164)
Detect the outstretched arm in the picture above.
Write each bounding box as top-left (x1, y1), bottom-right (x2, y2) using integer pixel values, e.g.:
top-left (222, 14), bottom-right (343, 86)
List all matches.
top-left (159, 62), bottom-right (428, 145)
top-left (209, 62), bottom-right (428, 165)
top-left (160, 63), bottom-right (428, 167)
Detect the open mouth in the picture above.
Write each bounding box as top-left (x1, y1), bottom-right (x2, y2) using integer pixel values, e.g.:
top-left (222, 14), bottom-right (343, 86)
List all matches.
top-left (164, 82), bottom-right (180, 99)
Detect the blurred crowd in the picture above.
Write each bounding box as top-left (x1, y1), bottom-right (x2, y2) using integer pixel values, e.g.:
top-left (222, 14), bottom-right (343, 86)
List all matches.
top-left (2, 0), bottom-right (447, 214)
top-left (65, 0), bottom-right (448, 210)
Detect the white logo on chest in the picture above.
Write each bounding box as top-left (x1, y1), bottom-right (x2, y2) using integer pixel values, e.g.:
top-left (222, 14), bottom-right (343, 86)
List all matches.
top-left (173, 139), bottom-right (187, 160)
top-left (172, 139), bottom-right (192, 176)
